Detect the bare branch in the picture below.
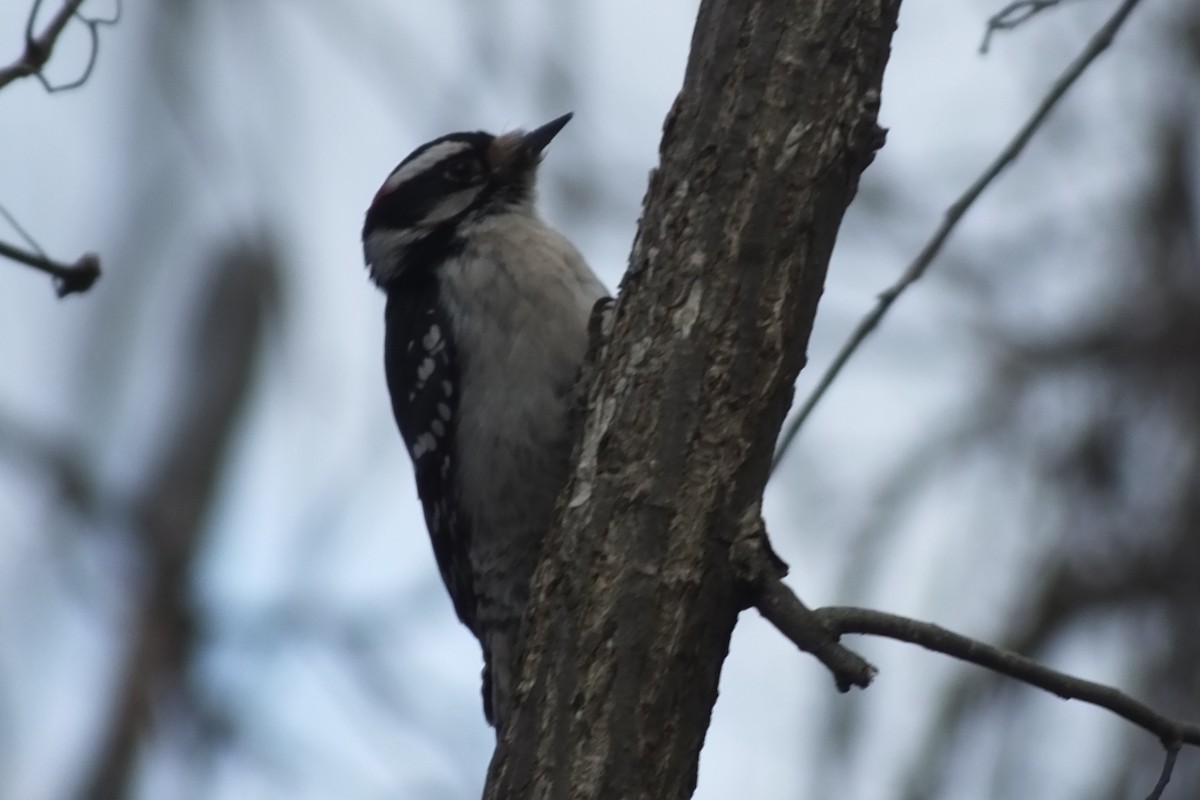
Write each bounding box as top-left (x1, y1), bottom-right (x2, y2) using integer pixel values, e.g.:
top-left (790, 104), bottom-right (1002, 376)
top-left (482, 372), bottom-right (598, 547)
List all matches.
top-left (753, 579), bottom-right (877, 692)
top-left (0, 0), bottom-right (85, 90)
top-left (0, 0), bottom-right (120, 93)
top-left (35, 0), bottom-right (121, 93)
top-left (729, 513), bottom-right (877, 692)
top-left (750, 577), bottom-right (1197, 797)
top-left (981, 0), bottom-right (1076, 54)
top-left (0, 200), bottom-right (47, 256)
top-left (0, 239), bottom-right (101, 296)
top-left (751, 572), bottom-right (1200, 755)
top-left (771, 0), bottom-right (1145, 473)
top-left (1147, 744), bottom-right (1180, 800)
top-left (816, 606), bottom-right (1199, 797)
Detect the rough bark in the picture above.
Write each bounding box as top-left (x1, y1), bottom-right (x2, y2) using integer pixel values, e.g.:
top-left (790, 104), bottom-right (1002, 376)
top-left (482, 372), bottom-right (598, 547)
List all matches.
top-left (484, 1), bottom-right (901, 798)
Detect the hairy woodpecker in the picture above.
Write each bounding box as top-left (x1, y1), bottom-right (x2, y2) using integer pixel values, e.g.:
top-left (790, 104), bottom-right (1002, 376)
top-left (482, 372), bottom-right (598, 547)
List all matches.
top-left (361, 113), bottom-right (609, 732)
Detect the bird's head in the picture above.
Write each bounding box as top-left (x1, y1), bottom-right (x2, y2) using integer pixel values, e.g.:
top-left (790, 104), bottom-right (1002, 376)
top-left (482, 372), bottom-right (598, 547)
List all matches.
top-left (362, 112), bottom-right (573, 290)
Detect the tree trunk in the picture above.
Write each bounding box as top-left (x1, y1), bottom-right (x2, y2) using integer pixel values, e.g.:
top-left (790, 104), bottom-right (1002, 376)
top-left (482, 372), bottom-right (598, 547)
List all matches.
top-left (484, 1), bottom-right (901, 798)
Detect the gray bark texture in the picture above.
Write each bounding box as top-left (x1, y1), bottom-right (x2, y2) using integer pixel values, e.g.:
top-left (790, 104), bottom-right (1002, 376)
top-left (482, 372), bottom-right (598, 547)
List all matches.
top-left (484, 1), bottom-right (901, 798)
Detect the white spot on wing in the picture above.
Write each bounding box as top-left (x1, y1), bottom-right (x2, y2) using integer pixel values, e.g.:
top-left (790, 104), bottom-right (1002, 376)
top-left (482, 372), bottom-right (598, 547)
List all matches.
top-left (417, 357), bottom-right (435, 384)
top-left (411, 432), bottom-right (437, 459)
top-left (423, 325), bottom-right (442, 351)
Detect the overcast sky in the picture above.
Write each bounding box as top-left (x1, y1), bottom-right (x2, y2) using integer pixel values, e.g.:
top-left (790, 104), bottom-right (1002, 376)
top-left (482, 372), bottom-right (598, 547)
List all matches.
top-left (0, 1), bottom-right (1184, 798)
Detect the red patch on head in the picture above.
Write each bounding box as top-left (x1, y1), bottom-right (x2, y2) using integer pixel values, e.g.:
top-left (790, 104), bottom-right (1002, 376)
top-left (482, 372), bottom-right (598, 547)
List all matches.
top-left (371, 180), bottom-right (393, 208)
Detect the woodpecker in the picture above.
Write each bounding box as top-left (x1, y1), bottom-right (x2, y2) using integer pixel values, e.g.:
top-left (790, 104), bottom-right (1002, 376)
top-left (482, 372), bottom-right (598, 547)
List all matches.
top-left (362, 113), bottom-right (609, 732)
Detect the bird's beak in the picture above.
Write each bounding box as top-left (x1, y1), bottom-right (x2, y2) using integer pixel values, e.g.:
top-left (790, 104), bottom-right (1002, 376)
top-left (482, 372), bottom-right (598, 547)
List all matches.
top-left (487, 113), bottom-right (574, 175)
top-left (521, 112), bottom-right (573, 156)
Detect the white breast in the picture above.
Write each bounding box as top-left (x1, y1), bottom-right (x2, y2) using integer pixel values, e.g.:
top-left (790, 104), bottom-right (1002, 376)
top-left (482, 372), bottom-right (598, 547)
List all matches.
top-left (437, 211), bottom-right (608, 612)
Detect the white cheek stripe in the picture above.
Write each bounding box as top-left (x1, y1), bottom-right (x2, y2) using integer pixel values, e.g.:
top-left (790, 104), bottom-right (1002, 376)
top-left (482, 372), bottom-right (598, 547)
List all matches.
top-left (383, 140), bottom-right (472, 194)
top-left (364, 227), bottom-right (424, 286)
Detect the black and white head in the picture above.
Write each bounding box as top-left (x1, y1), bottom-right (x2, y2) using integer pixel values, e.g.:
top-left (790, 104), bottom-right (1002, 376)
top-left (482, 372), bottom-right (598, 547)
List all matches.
top-left (362, 113), bottom-right (573, 290)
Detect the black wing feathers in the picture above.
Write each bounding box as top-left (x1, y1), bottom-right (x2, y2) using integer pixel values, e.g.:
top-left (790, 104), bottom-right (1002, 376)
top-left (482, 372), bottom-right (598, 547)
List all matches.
top-left (383, 288), bottom-right (477, 636)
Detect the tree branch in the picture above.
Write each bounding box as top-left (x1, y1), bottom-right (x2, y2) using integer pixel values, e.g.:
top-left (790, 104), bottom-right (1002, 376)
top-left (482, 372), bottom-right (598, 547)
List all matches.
top-left (0, 238), bottom-right (101, 296)
top-left (818, 606), bottom-right (1200, 747)
top-left (1148, 745), bottom-right (1181, 800)
top-left (0, 0), bottom-right (86, 90)
top-left (772, 0), bottom-right (1145, 472)
top-left (741, 557), bottom-right (1198, 799)
top-left (816, 605), bottom-right (1199, 800)
top-left (0, 0), bottom-right (120, 93)
top-left (981, 0), bottom-right (1074, 54)
top-left (753, 579), bottom-right (877, 692)
top-left (727, 512), bottom-right (877, 692)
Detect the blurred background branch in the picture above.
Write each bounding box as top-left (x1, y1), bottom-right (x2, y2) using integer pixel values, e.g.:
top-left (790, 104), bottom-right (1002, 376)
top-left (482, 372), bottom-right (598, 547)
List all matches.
top-left (78, 241), bottom-right (278, 800)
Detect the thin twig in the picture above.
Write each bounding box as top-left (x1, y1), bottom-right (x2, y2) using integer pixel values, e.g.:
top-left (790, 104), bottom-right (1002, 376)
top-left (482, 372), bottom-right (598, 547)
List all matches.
top-left (0, 200), bottom-right (47, 256)
top-left (0, 0), bottom-right (85, 90)
top-left (771, 0), bottom-right (1144, 473)
top-left (756, 587), bottom-right (1197, 796)
top-left (819, 606), bottom-right (1200, 745)
top-left (0, 239), bottom-right (100, 296)
top-left (732, 515), bottom-right (875, 691)
top-left (37, 0), bottom-right (121, 93)
top-left (754, 579), bottom-right (877, 692)
top-left (0, 0), bottom-right (120, 93)
top-left (754, 583), bottom-right (1196, 796)
top-left (818, 605), bottom-right (1200, 798)
top-left (981, 0), bottom-right (1073, 54)
top-left (1146, 743), bottom-right (1180, 800)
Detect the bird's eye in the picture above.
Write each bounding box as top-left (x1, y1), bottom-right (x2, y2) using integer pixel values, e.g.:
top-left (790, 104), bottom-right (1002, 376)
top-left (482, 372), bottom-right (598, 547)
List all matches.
top-left (442, 161), bottom-right (478, 184)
